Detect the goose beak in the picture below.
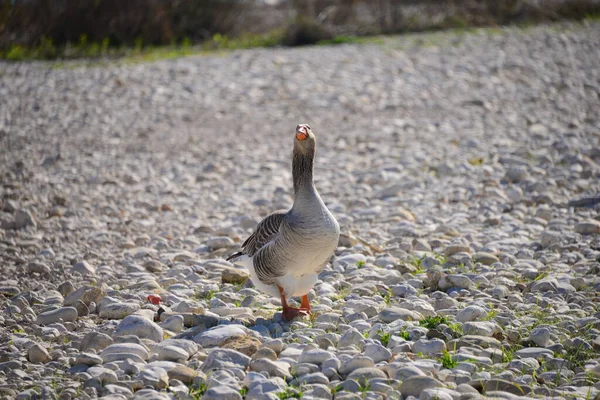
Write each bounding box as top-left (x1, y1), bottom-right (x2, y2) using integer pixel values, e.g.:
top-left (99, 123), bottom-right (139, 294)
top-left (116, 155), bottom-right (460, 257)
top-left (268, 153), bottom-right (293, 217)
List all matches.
top-left (296, 124), bottom-right (309, 141)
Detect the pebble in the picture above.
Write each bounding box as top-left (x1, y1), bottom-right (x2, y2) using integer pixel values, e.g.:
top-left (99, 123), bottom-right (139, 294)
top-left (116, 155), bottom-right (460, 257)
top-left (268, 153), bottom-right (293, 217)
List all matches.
top-left (114, 315), bottom-right (164, 342)
top-left (36, 307), bottom-right (78, 325)
top-left (27, 343), bottom-right (50, 363)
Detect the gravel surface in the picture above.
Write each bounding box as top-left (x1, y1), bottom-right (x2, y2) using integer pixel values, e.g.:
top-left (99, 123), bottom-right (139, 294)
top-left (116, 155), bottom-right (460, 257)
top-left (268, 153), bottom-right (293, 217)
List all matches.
top-left (1, 21), bottom-right (600, 400)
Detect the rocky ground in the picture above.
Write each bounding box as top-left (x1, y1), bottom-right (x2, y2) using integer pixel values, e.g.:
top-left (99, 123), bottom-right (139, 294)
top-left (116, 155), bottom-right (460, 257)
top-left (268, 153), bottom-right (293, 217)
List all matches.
top-left (1, 20), bottom-right (600, 400)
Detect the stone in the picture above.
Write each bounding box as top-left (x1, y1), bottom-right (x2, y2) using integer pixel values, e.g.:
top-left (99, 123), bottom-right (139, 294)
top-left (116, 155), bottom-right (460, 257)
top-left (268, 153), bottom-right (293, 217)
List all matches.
top-left (249, 358), bottom-right (291, 379)
top-left (463, 321), bottom-right (500, 337)
top-left (528, 326), bottom-right (552, 347)
top-left (27, 262), bottom-right (50, 274)
top-left (202, 386), bottom-right (242, 400)
top-left (99, 302), bottom-right (140, 319)
top-left (87, 366), bottom-right (118, 384)
top-left (27, 343), bottom-right (50, 363)
top-left (159, 314), bottom-right (184, 332)
top-left (167, 365), bottom-right (198, 384)
top-left (400, 376), bottom-right (444, 398)
top-left (347, 367), bottom-right (387, 386)
top-left (101, 343), bottom-right (150, 361)
top-left (37, 307), bottom-right (78, 325)
top-left (575, 220), bottom-right (600, 234)
top-left (438, 274), bottom-right (473, 290)
top-left (473, 252), bottom-right (499, 265)
top-left (201, 348), bottom-right (251, 372)
top-left (222, 267), bottom-right (250, 284)
top-left (514, 347), bottom-right (554, 359)
top-left (379, 307), bottom-right (422, 323)
top-left (220, 334), bottom-right (261, 356)
top-left (298, 349), bottom-right (335, 365)
top-left (72, 261), bottom-right (96, 275)
top-left (363, 343), bottom-right (392, 363)
top-left (339, 355), bottom-right (375, 375)
top-left (194, 325), bottom-right (249, 347)
top-left (412, 338), bottom-right (446, 355)
top-left (456, 305), bottom-right (487, 323)
top-left (74, 353), bottom-right (103, 366)
top-left (81, 331), bottom-right (114, 351)
top-left (468, 379), bottom-right (532, 395)
top-left (114, 315), bottom-right (163, 342)
top-left (136, 366), bottom-right (169, 389)
top-left (531, 278), bottom-right (559, 293)
top-left (14, 210), bottom-right (36, 229)
top-left (158, 345), bottom-right (188, 362)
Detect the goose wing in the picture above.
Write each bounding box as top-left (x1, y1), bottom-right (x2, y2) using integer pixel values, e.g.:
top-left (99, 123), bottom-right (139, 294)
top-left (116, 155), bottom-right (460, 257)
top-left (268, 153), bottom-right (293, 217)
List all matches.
top-left (227, 211), bottom-right (286, 260)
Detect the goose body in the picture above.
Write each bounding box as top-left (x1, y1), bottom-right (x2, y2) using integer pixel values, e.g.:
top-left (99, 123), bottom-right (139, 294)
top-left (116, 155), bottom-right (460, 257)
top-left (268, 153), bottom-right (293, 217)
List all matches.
top-left (228, 124), bottom-right (340, 320)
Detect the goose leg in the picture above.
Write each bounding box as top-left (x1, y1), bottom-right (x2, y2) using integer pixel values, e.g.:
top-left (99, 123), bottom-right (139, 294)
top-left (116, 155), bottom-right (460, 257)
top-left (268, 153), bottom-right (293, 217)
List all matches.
top-left (300, 294), bottom-right (311, 313)
top-left (278, 286), bottom-right (309, 321)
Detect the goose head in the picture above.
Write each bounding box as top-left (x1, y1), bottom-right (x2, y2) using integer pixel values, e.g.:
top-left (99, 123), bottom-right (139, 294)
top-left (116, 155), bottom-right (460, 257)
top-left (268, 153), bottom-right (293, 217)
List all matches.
top-left (294, 123), bottom-right (315, 155)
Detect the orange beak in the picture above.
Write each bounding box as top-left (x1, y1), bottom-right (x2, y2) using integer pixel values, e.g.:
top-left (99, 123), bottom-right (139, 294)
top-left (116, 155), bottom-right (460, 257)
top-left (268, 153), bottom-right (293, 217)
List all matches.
top-left (296, 127), bottom-right (308, 140)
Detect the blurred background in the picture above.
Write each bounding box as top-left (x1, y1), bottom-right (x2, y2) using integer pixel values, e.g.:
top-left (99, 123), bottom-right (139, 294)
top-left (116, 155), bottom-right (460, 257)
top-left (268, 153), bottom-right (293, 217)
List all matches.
top-left (1, 0), bottom-right (599, 60)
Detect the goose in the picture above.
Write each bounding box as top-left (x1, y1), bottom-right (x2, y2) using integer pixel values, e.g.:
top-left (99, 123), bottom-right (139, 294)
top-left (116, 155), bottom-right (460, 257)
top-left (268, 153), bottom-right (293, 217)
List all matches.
top-left (227, 124), bottom-right (340, 321)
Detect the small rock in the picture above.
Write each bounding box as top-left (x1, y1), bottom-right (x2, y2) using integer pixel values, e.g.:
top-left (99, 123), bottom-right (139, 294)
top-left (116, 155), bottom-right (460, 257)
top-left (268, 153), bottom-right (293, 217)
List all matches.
top-left (400, 376), bottom-right (444, 398)
top-left (37, 307), bottom-right (78, 325)
top-left (456, 305), bottom-right (487, 323)
top-left (412, 338), bottom-right (446, 355)
top-left (528, 326), bottom-right (552, 347)
top-left (379, 307), bottom-right (423, 323)
top-left (575, 219), bottom-right (600, 234)
top-left (99, 302), bottom-right (140, 319)
top-left (14, 209), bottom-right (36, 229)
top-left (136, 366), bottom-right (169, 390)
top-left (222, 267), bottom-right (250, 284)
top-left (201, 348), bottom-right (251, 372)
top-left (160, 314), bottom-right (184, 333)
top-left (81, 331), bottom-right (114, 351)
top-left (220, 334), bottom-right (261, 356)
top-left (114, 315), bottom-right (163, 342)
top-left (473, 252), bottom-right (499, 265)
top-left (72, 261), bottom-right (96, 275)
top-left (347, 367), bottom-right (387, 386)
top-left (27, 343), bottom-right (50, 363)
top-left (27, 262), bottom-right (50, 274)
top-left (167, 365), bottom-right (198, 384)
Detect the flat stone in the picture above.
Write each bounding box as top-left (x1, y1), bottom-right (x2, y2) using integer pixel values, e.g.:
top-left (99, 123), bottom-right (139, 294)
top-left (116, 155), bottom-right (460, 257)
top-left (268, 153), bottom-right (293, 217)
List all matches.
top-left (379, 307), bottom-right (423, 323)
top-left (167, 365), bottom-right (198, 384)
top-left (220, 334), bottom-right (261, 356)
top-left (114, 315), bottom-right (163, 342)
top-left (575, 219), bottom-right (600, 234)
top-left (74, 352), bottom-right (103, 366)
top-left (81, 331), bottom-right (114, 351)
top-left (412, 338), bottom-right (446, 355)
top-left (473, 252), bottom-right (499, 265)
top-left (514, 347), bottom-right (554, 359)
top-left (201, 385), bottom-right (242, 400)
top-left (201, 348), bottom-right (251, 372)
top-left (468, 379), bottom-right (532, 395)
top-left (222, 267), bottom-right (250, 284)
top-left (298, 349), bottom-right (335, 365)
top-left (249, 358), bottom-right (291, 379)
top-left (101, 343), bottom-right (150, 361)
top-left (37, 307), bottom-right (78, 325)
top-left (193, 325), bottom-right (248, 347)
top-left (99, 302), bottom-right (140, 319)
top-left (400, 376), bottom-right (444, 398)
top-left (135, 366), bottom-right (169, 390)
top-left (347, 367), bottom-right (387, 386)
